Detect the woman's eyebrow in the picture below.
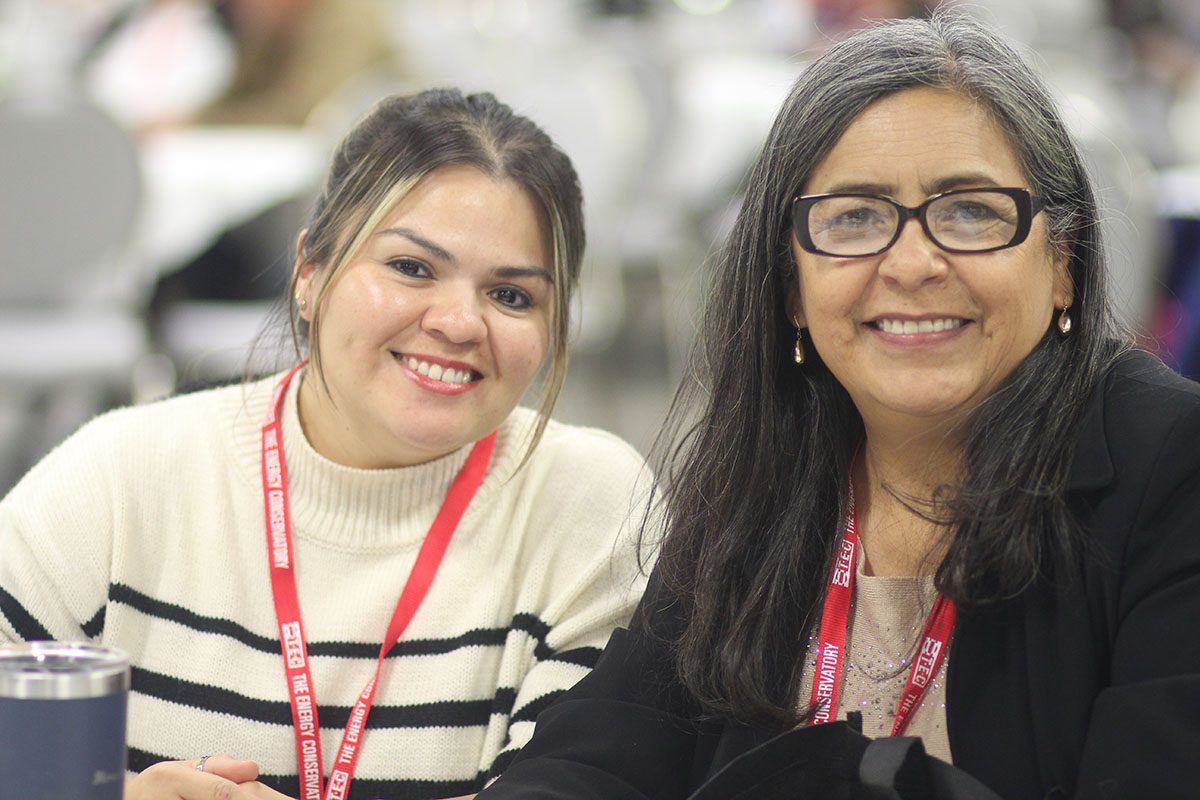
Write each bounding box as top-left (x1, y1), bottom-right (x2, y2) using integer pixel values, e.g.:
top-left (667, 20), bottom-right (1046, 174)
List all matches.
top-left (814, 174), bottom-right (1004, 197)
top-left (376, 227), bottom-right (455, 262)
top-left (494, 266), bottom-right (554, 284)
top-left (818, 181), bottom-right (892, 195)
top-left (925, 173), bottom-right (1001, 194)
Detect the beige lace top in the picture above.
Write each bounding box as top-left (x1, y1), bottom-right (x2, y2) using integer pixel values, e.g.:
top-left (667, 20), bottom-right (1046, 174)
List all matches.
top-left (798, 555), bottom-right (953, 763)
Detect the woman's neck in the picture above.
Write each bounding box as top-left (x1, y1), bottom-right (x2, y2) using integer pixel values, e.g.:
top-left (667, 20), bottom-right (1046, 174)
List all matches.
top-left (853, 425), bottom-right (964, 577)
top-left (296, 370), bottom-right (447, 470)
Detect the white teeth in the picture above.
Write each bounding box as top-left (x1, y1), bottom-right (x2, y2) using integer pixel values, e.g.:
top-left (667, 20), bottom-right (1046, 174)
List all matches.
top-left (877, 318), bottom-right (963, 334)
top-left (400, 355), bottom-right (474, 385)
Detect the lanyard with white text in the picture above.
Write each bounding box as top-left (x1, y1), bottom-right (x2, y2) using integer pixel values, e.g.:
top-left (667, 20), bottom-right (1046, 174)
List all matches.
top-left (807, 492), bottom-right (957, 736)
top-left (260, 362), bottom-right (496, 800)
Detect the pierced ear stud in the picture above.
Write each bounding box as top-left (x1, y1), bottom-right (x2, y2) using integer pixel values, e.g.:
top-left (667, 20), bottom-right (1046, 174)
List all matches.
top-left (296, 294), bottom-right (307, 311)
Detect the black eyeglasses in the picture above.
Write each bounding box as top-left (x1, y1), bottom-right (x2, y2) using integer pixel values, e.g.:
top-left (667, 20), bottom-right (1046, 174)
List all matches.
top-left (791, 187), bottom-right (1045, 257)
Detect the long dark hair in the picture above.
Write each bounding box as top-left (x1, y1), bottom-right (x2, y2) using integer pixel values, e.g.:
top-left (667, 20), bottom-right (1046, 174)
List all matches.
top-left (650, 11), bottom-right (1130, 728)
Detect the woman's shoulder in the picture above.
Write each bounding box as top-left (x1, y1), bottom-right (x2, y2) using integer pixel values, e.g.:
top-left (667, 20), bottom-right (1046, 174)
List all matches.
top-left (1072, 349), bottom-right (1200, 506)
top-left (1103, 348), bottom-right (1200, 401)
top-left (490, 408), bottom-right (657, 528)
top-left (501, 407), bottom-right (653, 482)
top-left (10, 376), bottom-right (276, 492)
top-left (1095, 349), bottom-right (1200, 437)
top-left (1, 377), bottom-right (274, 523)
top-left (71, 375), bottom-right (273, 445)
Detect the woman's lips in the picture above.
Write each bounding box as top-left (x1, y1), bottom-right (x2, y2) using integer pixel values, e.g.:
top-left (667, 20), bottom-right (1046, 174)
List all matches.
top-left (866, 317), bottom-right (973, 344)
top-left (392, 352), bottom-right (481, 395)
top-left (871, 317), bottom-right (966, 334)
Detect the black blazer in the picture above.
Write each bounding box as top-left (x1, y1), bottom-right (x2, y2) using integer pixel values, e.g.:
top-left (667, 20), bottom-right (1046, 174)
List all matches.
top-left (481, 350), bottom-right (1200, 800)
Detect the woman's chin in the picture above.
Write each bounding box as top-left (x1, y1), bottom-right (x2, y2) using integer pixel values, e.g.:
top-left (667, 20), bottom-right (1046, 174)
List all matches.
top-left (383, 433), bottom-right (477, 467)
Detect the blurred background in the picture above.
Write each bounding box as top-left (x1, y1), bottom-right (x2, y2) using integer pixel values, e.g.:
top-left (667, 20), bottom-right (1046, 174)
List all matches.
top-left (3, 0), bottom-right (1200, 494)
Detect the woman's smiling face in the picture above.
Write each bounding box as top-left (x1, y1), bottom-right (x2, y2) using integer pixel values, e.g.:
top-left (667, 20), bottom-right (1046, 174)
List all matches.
top-left (295, 164), bottom-right (553, 468)
top-left (789, 87), bottom-right (1072, 436)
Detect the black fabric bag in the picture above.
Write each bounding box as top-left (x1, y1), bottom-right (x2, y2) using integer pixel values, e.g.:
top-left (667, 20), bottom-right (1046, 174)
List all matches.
top-left (687, 720), bottom-right (1003, 800)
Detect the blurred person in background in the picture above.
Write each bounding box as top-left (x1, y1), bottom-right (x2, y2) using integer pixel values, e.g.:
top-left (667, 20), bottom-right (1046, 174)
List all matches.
top-left (80, 0), bottom-right (402, 357)
top-left (191, 0), bottom-right (394, 126)
top-left (1105, 0), bottom-right (1200, 169)
top-left (82, 0), bottom-right (396, 129)
top-left (0, 88), bottom-right (652, 800)
top-left (477, 12), bottom-right (1200, 799)
top-left (1105, 0), bottom-right (1200, 382)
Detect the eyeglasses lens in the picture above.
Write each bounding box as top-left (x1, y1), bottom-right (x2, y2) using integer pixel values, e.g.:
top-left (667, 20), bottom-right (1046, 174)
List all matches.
top-left (927, 192), bottom-right (1021, 251)
top-left (808, 197), bottom-right (896, 255)
top-left (806, 191), bottom-right (1022, 256)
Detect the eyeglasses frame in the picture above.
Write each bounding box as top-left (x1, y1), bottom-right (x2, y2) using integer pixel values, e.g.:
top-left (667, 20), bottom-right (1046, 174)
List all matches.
top-left (791, 187), bottom-right (1046, 258)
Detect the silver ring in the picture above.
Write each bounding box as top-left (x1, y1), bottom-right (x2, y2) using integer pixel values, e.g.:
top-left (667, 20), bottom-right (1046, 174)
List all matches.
top-left (196, 755), bottom-right (212, 773)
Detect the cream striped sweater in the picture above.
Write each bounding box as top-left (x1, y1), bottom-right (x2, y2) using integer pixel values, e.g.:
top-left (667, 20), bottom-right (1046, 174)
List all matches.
top-left (0, 370), bottom-right (652, 799)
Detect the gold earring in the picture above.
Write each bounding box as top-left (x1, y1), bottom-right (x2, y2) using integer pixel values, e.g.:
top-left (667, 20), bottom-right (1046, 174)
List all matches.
top-left (793, 322), bottom-right (806, 365)
top-left (295, 294), bottom-right (307, 312)
top-left (1057, 303), bottom-right (1072, 336)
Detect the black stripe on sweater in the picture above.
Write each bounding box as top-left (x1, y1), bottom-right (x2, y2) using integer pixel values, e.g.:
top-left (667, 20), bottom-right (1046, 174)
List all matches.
top-left (127, 747), bottom-right (484, 800)
top-left (542, 645), bottom-right (603, 669)
top-left (82, 605), bottom-right (106, 638)
top-left (131, 666), bottom-right (520, 729)
top-left (110, 583), bottom-right (560, 659)
top-left (486, 746), bottom-right (521, 781)
top-left (510, 688), bottom-right (567, 724)
top-left (0, 586), bottom-right (52, 641)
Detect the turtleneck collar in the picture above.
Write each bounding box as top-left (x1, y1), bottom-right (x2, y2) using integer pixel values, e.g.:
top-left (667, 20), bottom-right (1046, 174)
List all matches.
top-left (228, 367), bottom-right (535, 552)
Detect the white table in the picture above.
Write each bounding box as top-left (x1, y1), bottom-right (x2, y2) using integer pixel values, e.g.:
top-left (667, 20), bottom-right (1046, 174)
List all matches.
top-left (129, 125), bottom-right (328, 289)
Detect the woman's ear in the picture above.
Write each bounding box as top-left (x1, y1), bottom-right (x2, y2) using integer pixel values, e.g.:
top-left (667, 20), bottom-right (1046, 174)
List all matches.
top-left (785, 260), bottom-right (807, 328)
top-left (1051, 250), bottom-right (1074, 310)
top-left (292, 229), bottom-right (318, 322)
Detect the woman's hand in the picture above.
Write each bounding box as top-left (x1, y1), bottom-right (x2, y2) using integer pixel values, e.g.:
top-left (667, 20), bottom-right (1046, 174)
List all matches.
top-left (124, 754), bottom-right (291, 799)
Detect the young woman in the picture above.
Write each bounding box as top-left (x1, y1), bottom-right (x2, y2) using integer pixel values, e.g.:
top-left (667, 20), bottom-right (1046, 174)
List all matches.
top-left (0, 89), bottom-right (652, 800)
top-left (477, 13), bottom-right (1200, 800)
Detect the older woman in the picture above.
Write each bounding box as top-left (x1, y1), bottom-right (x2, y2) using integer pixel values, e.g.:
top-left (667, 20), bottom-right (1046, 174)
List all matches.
top-left (478, 12), bottom-right (1200, 800)
top-left (0, 89), bottom-right (650, 800)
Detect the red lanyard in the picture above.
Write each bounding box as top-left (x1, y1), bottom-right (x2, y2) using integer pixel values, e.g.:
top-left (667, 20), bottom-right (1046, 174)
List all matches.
top-left (808, 491), bottom-right (957, 736)
top-left (260, 363), bottom-right (496, 800)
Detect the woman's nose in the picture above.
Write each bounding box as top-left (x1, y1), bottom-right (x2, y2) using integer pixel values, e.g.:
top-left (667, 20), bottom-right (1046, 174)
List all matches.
top-left (876, 218), bottom-right (949, 289)
top-left (422, 288), bottom-right (487, 344)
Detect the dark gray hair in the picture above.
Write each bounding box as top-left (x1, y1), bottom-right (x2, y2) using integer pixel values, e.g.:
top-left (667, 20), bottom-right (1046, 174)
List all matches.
top-left (651, 10), bottom-right (1130, 727)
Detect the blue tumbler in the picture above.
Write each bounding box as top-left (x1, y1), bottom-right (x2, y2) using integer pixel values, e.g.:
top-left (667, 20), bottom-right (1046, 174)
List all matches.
top-left (0, 642), bottom-right (130, 800)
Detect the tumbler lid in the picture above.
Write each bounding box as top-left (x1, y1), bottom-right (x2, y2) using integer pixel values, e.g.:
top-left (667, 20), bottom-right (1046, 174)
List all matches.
top-left (0, 642), bottom-right (130, 699)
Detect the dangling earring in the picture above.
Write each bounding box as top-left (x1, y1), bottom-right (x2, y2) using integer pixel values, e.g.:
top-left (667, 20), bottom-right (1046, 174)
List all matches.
top-left (1057, 302), bottom-right (1072, 336)
top-left (793, 319), bottom-right (806, 365)
top-left (295, 294), bottom-right (307, 312)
